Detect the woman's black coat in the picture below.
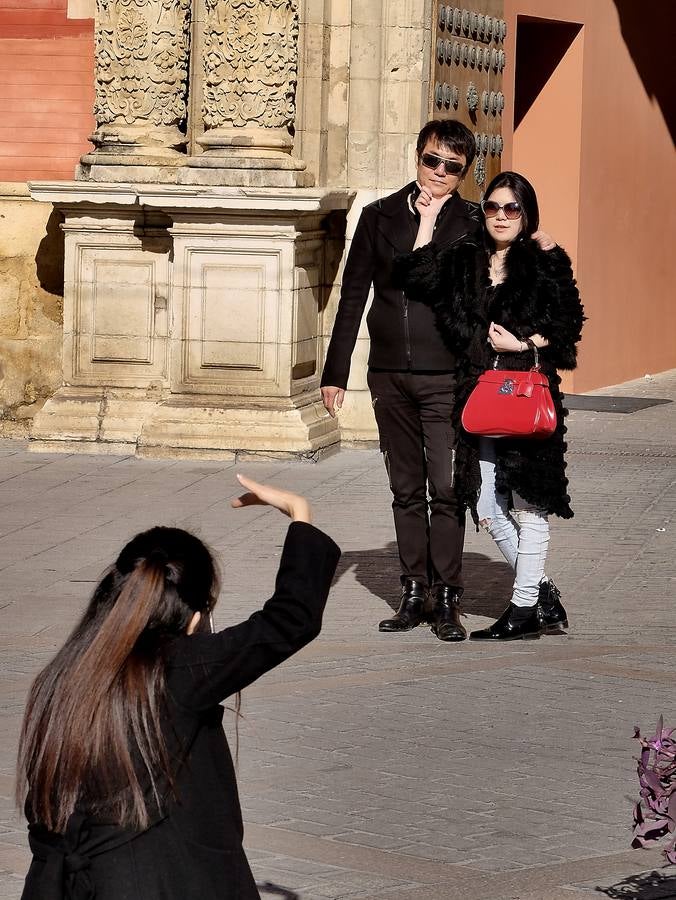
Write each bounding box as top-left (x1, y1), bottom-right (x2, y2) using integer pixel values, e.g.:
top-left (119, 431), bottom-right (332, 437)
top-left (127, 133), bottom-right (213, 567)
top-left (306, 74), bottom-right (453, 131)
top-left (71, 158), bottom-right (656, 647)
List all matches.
top-left (394, 237), bottom-right (585, 520)
top-left (21, 522), bottom-right (341, 900)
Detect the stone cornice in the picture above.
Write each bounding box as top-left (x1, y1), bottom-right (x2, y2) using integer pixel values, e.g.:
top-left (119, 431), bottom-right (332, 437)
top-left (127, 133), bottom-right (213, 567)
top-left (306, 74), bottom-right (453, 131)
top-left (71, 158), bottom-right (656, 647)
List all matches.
top-left (28, 181), bottom-right (354, 213)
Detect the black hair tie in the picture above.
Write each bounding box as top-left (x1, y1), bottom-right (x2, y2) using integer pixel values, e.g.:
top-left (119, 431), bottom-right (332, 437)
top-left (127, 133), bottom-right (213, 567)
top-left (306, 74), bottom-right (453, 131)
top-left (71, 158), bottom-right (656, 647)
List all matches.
top-left (146, 548), bottom-right (169, 567)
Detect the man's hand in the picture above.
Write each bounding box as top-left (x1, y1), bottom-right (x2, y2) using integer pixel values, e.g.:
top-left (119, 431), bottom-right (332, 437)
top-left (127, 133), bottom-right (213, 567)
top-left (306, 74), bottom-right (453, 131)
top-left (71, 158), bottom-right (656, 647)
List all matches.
top-left (415, 186), bottom-right (453, 221)
top-left (532, 230), bottom-right (556, 251)
top-left (413, 186), bottom-right (454, 249)
top-left (231, 474), bottom-right (312, 524)
top-left (321, 386), bottom-right (345, 418)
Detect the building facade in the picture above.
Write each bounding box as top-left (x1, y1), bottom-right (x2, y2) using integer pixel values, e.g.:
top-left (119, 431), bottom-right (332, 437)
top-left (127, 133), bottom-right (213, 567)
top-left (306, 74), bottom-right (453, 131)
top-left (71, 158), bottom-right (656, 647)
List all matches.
top-left (0, 0), bottom-right (673, 452)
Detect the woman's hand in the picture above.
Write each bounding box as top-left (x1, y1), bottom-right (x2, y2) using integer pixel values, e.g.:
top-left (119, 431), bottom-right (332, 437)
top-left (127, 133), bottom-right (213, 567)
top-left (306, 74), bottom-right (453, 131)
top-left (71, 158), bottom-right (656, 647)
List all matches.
top-left (532, 230), bottom-right (557, 251)
top-left (488, 322), bottom-right (524, 353)
top-left (231, 474), bottom-right (312, 524)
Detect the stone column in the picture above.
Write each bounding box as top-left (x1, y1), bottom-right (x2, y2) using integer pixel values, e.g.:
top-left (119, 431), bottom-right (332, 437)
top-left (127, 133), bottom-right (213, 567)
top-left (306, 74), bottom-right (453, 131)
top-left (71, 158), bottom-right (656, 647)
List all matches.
top-left (79, 0), bottom-right (191, 174)
top-left (183, 0), bottom-right (312, 186)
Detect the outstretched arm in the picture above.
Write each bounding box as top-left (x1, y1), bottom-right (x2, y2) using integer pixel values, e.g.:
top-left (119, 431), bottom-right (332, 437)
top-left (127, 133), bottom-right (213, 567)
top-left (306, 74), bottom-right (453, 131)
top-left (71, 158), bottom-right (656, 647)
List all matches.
top-left (167, 477), bottom-right (340, 710)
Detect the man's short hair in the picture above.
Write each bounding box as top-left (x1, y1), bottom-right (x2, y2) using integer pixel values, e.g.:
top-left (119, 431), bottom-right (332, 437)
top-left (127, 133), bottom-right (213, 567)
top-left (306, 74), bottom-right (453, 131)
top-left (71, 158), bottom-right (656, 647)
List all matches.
top-left (416, 119), bottom-right (476, 170)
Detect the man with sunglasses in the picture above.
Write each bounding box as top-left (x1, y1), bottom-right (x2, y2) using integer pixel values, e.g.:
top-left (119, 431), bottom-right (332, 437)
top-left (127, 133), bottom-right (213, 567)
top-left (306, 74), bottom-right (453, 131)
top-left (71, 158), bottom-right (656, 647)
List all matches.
top-left (321, 119), bottom-right (480, 643)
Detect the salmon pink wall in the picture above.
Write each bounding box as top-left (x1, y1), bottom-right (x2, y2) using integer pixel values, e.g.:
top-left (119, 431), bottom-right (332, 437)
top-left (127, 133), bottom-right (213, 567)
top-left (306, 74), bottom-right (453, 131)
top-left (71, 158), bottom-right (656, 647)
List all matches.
top-left (0, 0), bottom-right (94, 182)
top-left (502, 0), bottom-right (676, 391)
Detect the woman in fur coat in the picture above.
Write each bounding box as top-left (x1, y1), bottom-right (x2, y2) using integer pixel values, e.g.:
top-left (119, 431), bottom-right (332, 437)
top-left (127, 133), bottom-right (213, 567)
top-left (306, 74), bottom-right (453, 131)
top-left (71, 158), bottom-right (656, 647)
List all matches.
top-left (395, 171), bottom-right (584, 641)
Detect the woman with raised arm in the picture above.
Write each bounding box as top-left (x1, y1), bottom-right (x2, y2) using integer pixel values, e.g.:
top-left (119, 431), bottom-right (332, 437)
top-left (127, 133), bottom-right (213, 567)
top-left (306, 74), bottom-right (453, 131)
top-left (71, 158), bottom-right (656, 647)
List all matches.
top-left (18, 475), bottom-right (340, 899)
top-left (395, 171), bottom-right (584, 641)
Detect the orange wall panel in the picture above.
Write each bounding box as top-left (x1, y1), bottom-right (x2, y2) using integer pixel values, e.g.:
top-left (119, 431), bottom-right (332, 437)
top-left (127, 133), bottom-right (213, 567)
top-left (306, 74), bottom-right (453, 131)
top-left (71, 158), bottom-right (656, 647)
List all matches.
top-left (511, 28), bottom-right (584, 265)
top-left (503, 0), bottom-right (676, 391)
top-left (0, 1), bottom-right (94, 182)
top-left (0, 0), bottom-right (92, 38)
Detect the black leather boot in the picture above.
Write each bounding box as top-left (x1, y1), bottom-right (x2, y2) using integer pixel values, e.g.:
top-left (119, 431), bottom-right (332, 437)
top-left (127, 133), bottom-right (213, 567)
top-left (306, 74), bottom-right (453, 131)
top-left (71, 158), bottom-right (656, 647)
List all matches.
top-left (538, 579), bottom-right (568, 630)
top-left (470, 603), bottom-right (543, 641)
top-left (429, 585), bottom-right (466, 642)
top-left (379, 579), bottom-right (426, 632)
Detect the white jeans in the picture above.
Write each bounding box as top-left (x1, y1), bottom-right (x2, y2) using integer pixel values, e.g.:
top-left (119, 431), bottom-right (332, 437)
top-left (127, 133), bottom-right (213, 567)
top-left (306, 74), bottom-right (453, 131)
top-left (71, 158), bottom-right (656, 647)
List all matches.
top-left (477, 438), bottom-right (549, 607)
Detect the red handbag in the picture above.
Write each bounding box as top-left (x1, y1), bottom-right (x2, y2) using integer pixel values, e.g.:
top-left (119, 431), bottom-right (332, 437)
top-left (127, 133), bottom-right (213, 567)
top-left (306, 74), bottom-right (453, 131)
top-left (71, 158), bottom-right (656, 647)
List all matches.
top-left (461, 357), bottom-right (556, 439)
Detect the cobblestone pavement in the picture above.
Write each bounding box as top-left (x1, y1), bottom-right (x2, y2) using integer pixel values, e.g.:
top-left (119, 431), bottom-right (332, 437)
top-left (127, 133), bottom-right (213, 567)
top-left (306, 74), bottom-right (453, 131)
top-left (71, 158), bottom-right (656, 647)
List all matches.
top-left (1, 371), bottom-right (675, 900)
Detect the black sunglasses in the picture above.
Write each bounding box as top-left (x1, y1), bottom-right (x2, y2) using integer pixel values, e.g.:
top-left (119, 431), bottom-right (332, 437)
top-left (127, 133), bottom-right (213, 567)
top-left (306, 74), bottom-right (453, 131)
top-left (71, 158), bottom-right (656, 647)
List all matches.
top-left (420, 152), bottom-right (465, 175)
top-left (481, 200), bottom-right (523, 219)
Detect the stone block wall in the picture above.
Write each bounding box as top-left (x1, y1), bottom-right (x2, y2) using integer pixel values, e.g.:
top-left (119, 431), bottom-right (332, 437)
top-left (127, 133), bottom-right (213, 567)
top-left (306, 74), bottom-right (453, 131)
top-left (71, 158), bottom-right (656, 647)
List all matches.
top-left (0, 1), bottom-right (93, 433)
top-left (296, 0), bottom-right (431, 193)
top-left (0, 185), bottom-right (64, 435)
top-left (300, 0), bottom-right (432, 441)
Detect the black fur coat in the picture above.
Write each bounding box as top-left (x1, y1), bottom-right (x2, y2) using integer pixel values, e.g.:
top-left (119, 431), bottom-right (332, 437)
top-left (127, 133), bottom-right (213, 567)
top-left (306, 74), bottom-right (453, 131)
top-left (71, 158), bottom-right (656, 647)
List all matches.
top-left (393, 237), bottom-right (585, 520)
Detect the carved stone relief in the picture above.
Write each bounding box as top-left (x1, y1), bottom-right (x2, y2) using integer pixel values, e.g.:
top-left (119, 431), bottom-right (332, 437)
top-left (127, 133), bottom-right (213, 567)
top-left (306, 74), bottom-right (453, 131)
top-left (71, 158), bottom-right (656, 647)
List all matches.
top-left (196, 0), bottom-right (299, 157)
top-left (91, 0), bottom-right (191, 152)
top-left (202, 0), bottom-right (298, 130)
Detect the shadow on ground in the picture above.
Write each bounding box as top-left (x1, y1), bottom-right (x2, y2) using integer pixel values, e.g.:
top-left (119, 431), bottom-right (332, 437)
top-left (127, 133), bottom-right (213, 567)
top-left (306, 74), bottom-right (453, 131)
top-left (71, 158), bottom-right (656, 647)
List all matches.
top-left (334, 542), bottom-right (515, 618)
top-left (596, 869), bottom-right (676, 898)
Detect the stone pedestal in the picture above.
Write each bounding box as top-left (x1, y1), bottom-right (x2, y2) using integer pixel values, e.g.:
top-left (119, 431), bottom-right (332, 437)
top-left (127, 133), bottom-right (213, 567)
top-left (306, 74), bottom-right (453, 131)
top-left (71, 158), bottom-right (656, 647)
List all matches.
top-left (28, 183), bottom-right (351, 459)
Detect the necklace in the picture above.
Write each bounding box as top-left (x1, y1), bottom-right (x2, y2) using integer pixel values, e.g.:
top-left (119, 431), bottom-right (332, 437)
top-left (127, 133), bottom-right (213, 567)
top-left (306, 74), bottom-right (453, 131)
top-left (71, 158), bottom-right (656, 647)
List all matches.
top-left (489, 252), bottom-right (507, 285)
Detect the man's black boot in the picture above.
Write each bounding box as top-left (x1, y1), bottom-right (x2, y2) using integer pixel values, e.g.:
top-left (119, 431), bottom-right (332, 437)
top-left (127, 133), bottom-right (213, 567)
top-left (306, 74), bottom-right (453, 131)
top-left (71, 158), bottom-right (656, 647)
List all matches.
top-left (379, 579), bottom-right (426, 632)
top-left (538, 579), bottom-right (568, 630)
top-left (429, 585), bottom-right (466, 642)
top-left (470, 603), bottom-right (543, 641)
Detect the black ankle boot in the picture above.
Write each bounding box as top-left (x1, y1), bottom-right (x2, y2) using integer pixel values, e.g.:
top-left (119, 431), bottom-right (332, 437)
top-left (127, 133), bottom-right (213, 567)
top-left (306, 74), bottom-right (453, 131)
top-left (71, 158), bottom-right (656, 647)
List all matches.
top-left (538, 579), bottom-right (568, 630)
top-left (429, 585), bottom-right (466, 642)
top-left (470, 603), bottom-right (543, 641)
top-left (379, 579), bottom-right (426, 632)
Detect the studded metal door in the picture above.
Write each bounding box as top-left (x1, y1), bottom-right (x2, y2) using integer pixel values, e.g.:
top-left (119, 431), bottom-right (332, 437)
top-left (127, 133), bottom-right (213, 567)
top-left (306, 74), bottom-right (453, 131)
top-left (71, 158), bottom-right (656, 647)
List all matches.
top-left (430, 2), bottom-right (506, 201)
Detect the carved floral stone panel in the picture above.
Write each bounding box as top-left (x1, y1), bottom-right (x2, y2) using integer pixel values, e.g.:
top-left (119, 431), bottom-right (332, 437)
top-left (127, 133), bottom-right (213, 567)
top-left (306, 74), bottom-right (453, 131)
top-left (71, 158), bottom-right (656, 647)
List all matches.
top-left (94, 0), bottom-right (191, 142)
top-left (202, 0), bottom-right (299, 130)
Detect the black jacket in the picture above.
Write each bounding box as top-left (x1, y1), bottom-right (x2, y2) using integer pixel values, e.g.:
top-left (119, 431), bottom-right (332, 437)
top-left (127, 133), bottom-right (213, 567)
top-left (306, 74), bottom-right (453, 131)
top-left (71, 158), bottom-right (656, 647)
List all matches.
top-left (395, 237), bottom-right (585, 519)
top-left (321, 182), bottom-right (481, 388)
top-left (21, 522), bottom-right (341, 900)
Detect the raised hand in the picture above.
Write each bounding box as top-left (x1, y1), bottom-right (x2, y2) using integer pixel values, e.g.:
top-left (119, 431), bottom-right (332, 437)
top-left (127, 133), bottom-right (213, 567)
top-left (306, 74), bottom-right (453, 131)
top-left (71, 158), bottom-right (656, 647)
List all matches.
top-left (415, 185), bottom-right (453, 220)
top-left (532, 229), bottom-right (556, 251)
top-left (231, 474), bottom-right (312, 524)
top-left (413, 186), bottom-right (454, 249)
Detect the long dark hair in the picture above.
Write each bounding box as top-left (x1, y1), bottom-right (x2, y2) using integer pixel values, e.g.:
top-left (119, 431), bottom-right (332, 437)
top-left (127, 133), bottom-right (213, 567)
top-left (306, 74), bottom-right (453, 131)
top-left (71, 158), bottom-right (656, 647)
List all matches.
top-left (482, 171), bottom-right (540, 247)
top-left (17, 526), bottom-right (219, 833)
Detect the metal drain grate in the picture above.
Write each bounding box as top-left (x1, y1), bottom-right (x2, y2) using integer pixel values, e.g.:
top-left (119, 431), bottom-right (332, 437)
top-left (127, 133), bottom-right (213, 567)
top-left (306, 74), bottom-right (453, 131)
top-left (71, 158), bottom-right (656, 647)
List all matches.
top-left (565, 395), bottom-right (672, 413)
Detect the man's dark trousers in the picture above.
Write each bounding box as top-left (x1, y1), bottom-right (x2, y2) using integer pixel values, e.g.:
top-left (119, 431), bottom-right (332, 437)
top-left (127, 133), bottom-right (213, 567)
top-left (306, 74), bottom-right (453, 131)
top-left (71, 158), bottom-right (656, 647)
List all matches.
top-left (367, 370), bottom-right (464, 589)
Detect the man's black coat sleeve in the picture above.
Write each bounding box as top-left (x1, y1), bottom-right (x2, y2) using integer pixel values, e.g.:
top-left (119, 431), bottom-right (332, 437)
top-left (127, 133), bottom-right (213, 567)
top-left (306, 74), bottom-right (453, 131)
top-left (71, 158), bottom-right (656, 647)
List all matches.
top-left (320, 207), bottom-right (376, 389)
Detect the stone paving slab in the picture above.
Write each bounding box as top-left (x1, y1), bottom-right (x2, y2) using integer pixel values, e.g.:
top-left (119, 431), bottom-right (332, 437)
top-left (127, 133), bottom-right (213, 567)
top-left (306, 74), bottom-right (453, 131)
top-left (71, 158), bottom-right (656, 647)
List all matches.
top-left (0, 371), bottom-right (675, 898)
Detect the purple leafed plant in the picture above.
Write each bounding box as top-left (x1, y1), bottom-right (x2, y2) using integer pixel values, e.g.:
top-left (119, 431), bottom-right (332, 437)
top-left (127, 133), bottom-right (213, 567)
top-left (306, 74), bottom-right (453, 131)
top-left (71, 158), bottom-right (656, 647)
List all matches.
top-left (632, 716), bottom-right (676, 865)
